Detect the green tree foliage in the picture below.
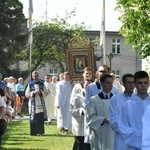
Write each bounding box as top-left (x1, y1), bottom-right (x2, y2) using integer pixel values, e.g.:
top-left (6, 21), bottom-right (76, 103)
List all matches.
top-left (20, 11), bottom-right (86, 73)
top-left (116, 0), bottom-right (150, 58)
top-left (0, 0), bottom-right (28, 77)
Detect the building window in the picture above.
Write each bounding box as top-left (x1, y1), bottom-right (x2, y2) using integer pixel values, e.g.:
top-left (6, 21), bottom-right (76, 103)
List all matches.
top-left (112, 69), bottom-right (120, 79)
top-left (112, 39), bottom-right (121, 54)
top-left (50, 68), bottom-right (58, 75)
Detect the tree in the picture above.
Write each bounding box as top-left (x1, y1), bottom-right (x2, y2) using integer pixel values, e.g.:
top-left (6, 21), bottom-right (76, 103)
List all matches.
top-left (144, 57), bottom-right (150, 76)
top-left (20, 11), bottom-right (87, 73)
top-left (116, 0), bottom-right (150, 58)
top-left (0, 0), bottom-right (28, 77)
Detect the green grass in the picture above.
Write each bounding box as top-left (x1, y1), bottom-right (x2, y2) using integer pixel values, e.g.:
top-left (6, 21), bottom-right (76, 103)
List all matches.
top-left (2, 118), bottom-right (74, 150)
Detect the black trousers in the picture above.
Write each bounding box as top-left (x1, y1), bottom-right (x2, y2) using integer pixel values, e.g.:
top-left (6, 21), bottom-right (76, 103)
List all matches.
top-left (73, 136), bottom-right (84, 150)
top-left (84, 143), bottom-right (91, 150)
top-left (0, 135), bottom-right (2, 147)
top-left (30, 112), bottom-right (44, 135)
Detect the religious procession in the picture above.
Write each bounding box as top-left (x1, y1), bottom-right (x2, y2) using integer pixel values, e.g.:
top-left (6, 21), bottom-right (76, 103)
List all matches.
top-left (0, 64), bottom-right (150, 150)
top-left (1, 0), bottom-right (150, 149)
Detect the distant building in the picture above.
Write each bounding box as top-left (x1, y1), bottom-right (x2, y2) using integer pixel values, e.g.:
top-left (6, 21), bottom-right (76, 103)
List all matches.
top-left (23, 30), bottom-right (142, 83)
top-left (85, 30), bottom-right (142, 82)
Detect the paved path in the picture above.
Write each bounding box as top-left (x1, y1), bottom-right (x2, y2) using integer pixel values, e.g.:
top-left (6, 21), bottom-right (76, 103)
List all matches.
top-left (13, 115), bottom-right (30, 121)
top-left (13, 116), bottom-right (57, 121)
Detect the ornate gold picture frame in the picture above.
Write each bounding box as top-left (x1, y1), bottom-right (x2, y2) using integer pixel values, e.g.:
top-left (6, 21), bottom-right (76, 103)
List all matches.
top-left (66, 48), bottom-right (95, 81)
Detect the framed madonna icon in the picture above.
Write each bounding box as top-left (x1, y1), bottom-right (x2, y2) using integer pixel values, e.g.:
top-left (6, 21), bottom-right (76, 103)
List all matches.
top-left (66, 48), bottom-right (95, 82)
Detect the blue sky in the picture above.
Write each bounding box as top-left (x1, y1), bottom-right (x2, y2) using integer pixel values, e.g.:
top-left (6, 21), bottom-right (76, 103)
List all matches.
top-left (20, 0), bottom-right (122, 31)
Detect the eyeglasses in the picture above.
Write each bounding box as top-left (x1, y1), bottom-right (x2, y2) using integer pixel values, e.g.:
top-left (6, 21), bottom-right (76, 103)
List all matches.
top-left (45, 78), bottom-right (49, 79)
top-left (99, 70), bottom-right (107, 73)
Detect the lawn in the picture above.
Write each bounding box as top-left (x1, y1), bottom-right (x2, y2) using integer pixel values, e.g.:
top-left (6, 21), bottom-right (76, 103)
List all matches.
top-left (1, 118), bottom-right (74, 150)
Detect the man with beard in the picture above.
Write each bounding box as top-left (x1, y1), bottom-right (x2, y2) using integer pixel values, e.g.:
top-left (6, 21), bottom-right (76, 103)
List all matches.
top-left (25, 71), bottom-right (48, 136)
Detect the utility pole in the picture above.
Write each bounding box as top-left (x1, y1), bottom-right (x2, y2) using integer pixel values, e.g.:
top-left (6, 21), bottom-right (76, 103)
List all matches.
top-left (100, 0), bottom-right (106, 65)
top-left (29, 0), bottom-right (33, 81)
top-left (46, 0), bottom-right (48, 21)
top-left (108, 52), bottom-right (113, 72)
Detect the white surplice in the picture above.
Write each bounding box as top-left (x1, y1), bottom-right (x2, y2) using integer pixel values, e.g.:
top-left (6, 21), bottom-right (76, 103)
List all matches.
top-left (26, 82), bottom-right (48, 114)
top-left (142, 103), bottom-right (150, 150)
top-left (56, 80), bottom-right (73, 129)
top-left (86, 94), bottom-right (114, 150)
top-left (108, 92), bottom-right (135, 150)
top-left (85, 82), bottom-right (118, 144)
top-left (44, 82), bottom-right (56, 121)
top-left (118, 94), bottom-right (150, 150)
top-left (71, 92), bottom-right (85, 136)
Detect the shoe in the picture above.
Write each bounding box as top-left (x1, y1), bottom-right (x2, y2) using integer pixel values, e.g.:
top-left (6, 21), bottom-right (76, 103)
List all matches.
top-left (18, 113), bottom-right (23, 117)
top-left (36, 134), bottom-right (41, 136)
top-left (12, 116), bottom-right (15, 119)
top-left (48, 117), bottom-right (51, 122)
top-left (64, 129), bottom-right (68, 135)
top-left (44, 121), bottom-right (51, 125)
top-left (36, 133), bottom-right (44, 136)
top-left (60, 127), bottom-right (65, 132)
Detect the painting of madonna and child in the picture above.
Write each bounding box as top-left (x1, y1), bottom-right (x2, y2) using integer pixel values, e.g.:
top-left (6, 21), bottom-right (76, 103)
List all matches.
top-left (73, 55), bottom-right (88, 74)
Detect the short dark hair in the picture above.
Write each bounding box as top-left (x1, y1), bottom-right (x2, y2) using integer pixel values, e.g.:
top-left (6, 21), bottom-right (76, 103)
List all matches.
top-left (45, 75), bottom-right (51, 77)
top-left (98, 64), bottom-right (109, 73)
top-left (63, 71), bottom-right (69, 75)
top-left (100, 74), bottom-right (112, 83)
top-left (134, 71), bottom-right (149, 83)
top-left (83, 67), bottom-right (93, 73)
top-left (32, 71), bottom-right (38, 75)
top-left (122, 74), bottom-right (134, 84)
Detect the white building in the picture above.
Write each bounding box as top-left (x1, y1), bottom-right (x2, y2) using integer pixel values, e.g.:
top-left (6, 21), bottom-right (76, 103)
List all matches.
top-left (25, 30), bottom-right (142, 83)
top-left (85, 30), bottom-right (142, 82)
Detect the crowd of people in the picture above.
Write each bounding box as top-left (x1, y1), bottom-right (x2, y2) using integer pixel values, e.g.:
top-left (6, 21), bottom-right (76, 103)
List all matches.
top-left (0, 64), bottom-right (150, 150)
top-left (69, 65), bottom-right (150, 150)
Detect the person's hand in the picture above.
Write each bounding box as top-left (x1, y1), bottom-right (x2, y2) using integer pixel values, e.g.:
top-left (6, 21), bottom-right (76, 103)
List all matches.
top-left (103, 116), bottom-right (109, 123)
top-left (47, 88), bottom-right (50, 93)
top-left (34, 90), bottom-right (40, 94)
top-left (101, 116), bottom-right (109, 126)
